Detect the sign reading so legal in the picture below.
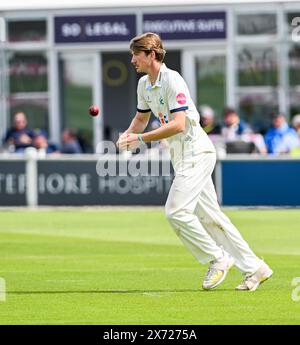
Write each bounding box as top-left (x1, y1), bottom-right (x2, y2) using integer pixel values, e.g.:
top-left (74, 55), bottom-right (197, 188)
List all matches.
top-left (143, 12), bottom-right (226, 40)
top-left (55, 15), bottom-right (136, 43)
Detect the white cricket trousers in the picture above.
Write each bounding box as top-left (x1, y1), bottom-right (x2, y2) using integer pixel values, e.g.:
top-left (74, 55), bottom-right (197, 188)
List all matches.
top-left (165, 152), bottom-right (262, 275)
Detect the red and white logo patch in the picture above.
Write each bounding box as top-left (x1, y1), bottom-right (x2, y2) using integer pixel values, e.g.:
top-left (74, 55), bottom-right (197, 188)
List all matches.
top-left (158, 112), bottom-right (165, 125)
top-left (176, 93), bottom-right (186, 105)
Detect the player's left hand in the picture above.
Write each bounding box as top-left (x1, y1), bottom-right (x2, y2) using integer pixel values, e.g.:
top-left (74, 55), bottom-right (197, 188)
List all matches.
top-left (118, 133), bottom-right (139, 151)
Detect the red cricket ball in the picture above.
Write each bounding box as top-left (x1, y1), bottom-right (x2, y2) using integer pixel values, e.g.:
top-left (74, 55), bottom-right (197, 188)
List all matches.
top-left (89, 105), bottom-right (100, 116)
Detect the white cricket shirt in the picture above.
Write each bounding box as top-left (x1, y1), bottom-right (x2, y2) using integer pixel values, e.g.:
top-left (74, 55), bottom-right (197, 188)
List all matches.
top-left (136, 63), bottom-right (216, 169)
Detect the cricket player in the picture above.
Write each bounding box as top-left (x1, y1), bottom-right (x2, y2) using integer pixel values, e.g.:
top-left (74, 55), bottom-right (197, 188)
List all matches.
top-left (117, 32), bottom-right (273, 291)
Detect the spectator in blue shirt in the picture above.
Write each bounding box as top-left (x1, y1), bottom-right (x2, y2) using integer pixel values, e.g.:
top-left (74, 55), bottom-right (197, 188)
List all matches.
top-left (3, 112), bottom-right (34, 153)
top-left (221, 107), bottom-right (249, 141)
top-left (32, 131), bottom-right (60, 156)
top-left (264, 113), bottom-right (300, 154)
top-left (61, 129), bottom-right (82, 154)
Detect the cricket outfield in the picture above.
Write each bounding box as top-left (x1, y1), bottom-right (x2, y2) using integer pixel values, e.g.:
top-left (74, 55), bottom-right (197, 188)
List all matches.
top-left (0, 208), bottom-right (299, 324)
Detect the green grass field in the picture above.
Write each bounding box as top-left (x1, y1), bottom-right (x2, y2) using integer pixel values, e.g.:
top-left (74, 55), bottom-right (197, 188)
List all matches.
top-left (0, 208), bottom-right (299, 325)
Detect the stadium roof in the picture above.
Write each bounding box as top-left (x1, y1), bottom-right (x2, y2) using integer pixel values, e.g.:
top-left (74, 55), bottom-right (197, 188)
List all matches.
top-left (0, 0), bottom-right (299, 11)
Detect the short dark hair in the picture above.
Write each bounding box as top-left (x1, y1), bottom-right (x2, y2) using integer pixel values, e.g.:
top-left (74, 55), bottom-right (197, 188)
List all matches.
top-left (270, 112), bottom-right (285, 120)
top-left (223, 107), bottom-right (237, 117)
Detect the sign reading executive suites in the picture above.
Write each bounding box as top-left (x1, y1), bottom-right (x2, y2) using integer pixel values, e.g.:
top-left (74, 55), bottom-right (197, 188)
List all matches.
top-left (55, 15), bottom-right (136, 43)
top-left (143, 12), bottom-right (226, 40)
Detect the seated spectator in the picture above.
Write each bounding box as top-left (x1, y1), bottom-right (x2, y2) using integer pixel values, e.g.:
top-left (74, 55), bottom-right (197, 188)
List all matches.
top-left (32, 131), bottom-right (60, 157)
top-left (3, 112), bottom-right (34, 153)
top-left (290, 114), bottom-right (300, 156)
top-left (221, 107), bottom-right (267, 154)
top-left (199, 105), bottom-right (221, 135)
top-left (221, 107), bottom-right (249, 141)
top-left (61, 129), bottom-right (82, 154)
top-left (264, 112), bottom-right (300, 154)
top-left (292, 114), bottom-right (300, 138)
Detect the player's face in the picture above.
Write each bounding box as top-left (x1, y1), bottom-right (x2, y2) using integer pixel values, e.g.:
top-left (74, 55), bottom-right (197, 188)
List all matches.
top-left (131, 51), bottom-right (152, 73)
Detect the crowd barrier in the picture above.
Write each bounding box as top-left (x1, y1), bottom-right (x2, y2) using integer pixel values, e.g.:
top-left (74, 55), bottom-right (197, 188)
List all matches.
top-left (0, 152), bottom-right (299, 206)
top-left (0, 151), bottom-right (173, 206)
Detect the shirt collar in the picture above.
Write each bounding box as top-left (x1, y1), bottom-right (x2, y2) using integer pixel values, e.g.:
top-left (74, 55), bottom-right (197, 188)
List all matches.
top-left (145, 63), bottom-right (167, 90)
top-left (276, 123), bottom-right (289, 134)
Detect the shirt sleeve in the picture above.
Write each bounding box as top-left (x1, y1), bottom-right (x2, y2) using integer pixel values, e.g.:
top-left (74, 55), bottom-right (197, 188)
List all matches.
top-left (166, 72), bottom-right (189, 114)
top-left (137, 78), bottom-right (151, 114)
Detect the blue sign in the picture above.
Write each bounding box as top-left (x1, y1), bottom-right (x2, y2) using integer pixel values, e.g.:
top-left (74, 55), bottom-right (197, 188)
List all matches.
top-left (55, 15), bottom-right (136, 43)
top-left (143, 12), bottom-right (226, 40)
top-left (221, 160), bottom-right (300, 206)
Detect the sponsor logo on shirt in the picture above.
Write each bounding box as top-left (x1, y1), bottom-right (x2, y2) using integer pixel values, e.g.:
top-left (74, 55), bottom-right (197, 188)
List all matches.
top-left (176, 93), bottom-right (186, 105)
top-left (159, 96), bottom-right (164, 105)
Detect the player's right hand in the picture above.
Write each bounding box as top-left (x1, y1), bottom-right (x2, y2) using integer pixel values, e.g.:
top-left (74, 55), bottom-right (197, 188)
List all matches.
top-left (116, 132), bottom-right (128, 150)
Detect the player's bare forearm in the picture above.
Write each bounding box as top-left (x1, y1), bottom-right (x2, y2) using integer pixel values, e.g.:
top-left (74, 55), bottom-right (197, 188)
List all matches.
top-left (125, 112), bottom-right (151, 134)
top-left (142, 111), bottom-right (186, 142)
top-left (117, 112), bottom-right (185, 150)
